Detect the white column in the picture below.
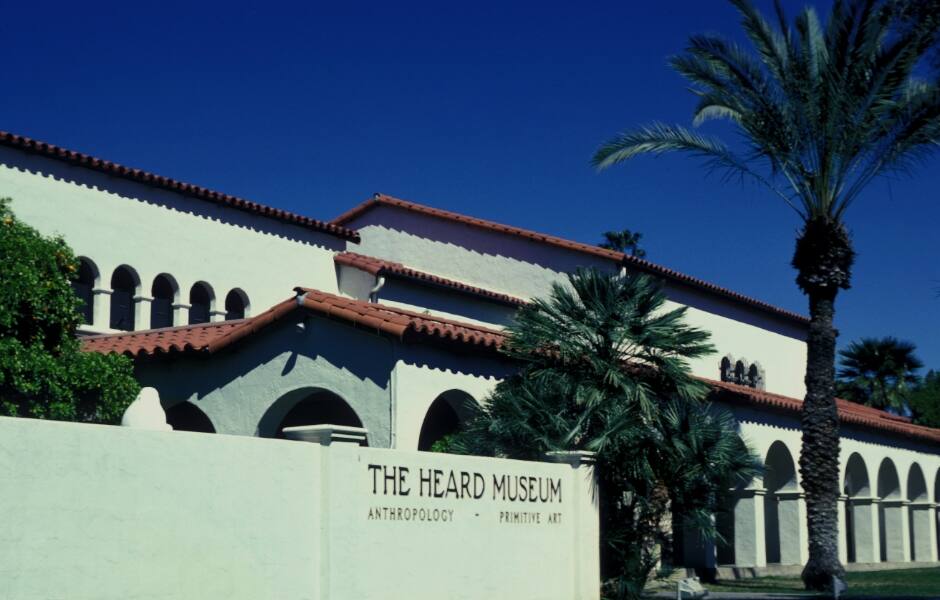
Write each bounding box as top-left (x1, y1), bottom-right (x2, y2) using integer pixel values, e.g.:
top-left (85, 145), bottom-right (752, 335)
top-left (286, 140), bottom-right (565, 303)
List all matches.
top-left (732, 488), bottom-right (767, 568)
top-left (173, 303), bottom-right (191, 325)
top-left (134, 296), bottom-right (152, 331)
top-left (849, 497), bottom-right (880, 563)
top-left (776, 490), bottom-right (808, 565)
top-left (91, 287), bottom-right (111, 329)
top-left (546, 451), bottom-right (600, 600)
top-left (909, 502), bottom-right (937, 562)
top-left (837, 495), bottom-right (849, 564)
top-left (881, 499), bottom-right (911, 562)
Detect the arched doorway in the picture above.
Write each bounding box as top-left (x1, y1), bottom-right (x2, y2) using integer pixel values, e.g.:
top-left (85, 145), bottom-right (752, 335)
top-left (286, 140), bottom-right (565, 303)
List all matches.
top-left (259, 388), bottom-right (364, 441)
top-left (165, 402), bottom-right (215, 433)
top-left (844, 453), bottom-right (874, 563)
top-left (417, 389), bottom-right (475, 452)
top-left (907, 463), bottom-right (931, 561)
top-left (763, 441), bottom-right (800, 564)
top-left (877, 458), bottom-right (903, 562)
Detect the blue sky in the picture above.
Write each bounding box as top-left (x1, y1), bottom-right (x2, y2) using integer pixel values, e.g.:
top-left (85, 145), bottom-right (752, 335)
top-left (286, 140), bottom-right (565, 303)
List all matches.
top-left (3, 1), bottom-right (938, 369)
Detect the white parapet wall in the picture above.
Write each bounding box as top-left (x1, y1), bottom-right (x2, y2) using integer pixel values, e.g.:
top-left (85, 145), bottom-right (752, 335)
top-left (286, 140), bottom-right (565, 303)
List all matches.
top-left (0, 416), bottom-right (599, 600)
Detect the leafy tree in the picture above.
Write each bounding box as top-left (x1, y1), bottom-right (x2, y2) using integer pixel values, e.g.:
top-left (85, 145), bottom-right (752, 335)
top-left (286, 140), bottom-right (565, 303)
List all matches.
top-left (452, 269), bottom-right (758, 599)
top-left (0, 199), bottom-right (139, 423)
top-left (909, 370), bottom-right (940, 428)
top-left (837, 337), bottom-right (923, 411)
top-left (591, 0), bottom-right (940, 589)
top-left (600, 229), bottom-right (647, 258)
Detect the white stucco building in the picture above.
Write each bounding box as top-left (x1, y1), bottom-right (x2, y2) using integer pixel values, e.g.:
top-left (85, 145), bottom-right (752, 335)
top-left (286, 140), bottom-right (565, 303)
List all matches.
top-left (3, 130), bottom-right (938, 574)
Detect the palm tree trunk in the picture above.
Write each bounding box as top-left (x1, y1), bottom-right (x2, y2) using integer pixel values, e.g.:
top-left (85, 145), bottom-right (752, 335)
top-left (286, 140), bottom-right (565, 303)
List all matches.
top-left (792, 218), bottom-right (854, 591)
top-left (799, 292), bottom-right (846, 589)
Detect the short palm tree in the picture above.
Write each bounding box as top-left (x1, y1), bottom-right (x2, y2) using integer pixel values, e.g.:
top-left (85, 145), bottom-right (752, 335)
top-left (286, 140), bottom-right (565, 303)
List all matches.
top-left (600, 229), bottom-right (647, 257)
top-left (454, 269), bottom-right (757, 599)
top-left (592, 0), bottom-right (940, 589)
top-left (837, 337), bottom-right (923, 411)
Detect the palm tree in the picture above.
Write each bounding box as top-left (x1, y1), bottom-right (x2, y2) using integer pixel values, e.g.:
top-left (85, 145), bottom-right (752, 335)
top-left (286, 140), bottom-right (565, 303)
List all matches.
top-left (600, 229), bottom-right (647, 257)
top-left (453, 269), bottom-right (758, 599)
top-left (591, 0), bottom-right (940, 589)
top-left (837, 337), bottom-right (923, 411)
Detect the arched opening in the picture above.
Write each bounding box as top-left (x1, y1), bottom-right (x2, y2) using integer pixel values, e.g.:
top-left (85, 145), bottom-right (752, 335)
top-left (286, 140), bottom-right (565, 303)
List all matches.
top-left (109, 265), bottom-right (139, 331)
top-left (72, 257), bottom-right (98, 324)
top-left (877, 458), bottom-right (903, 562)
top-left (844, 453), bottom-right (872, 563)
top-left (907, 464), bottom-right (930, 561)
top-left (150, 274), bottom-right (178, 329)
top-left (188, 282), bottom-right (214, 325)
top-left (259, 388), bottom-right (364, 441)
top-left (417, 389), bottom-right (476, 452)
top-left (224, 288), bottom-right (249, 321)
top-left (763, 441), bottom-right (799, 564)
top-left (165, 402), bottom-right (215, 433)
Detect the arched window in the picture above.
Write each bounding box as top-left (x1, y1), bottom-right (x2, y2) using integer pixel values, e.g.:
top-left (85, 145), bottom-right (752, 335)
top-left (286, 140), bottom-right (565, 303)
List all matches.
top-left (109, 266), bottom-right (139, 331)
top-left (188, 282), bottom-right (214, 325)
top-left (224, 289), bottom-right (249, 321)
top-left (165, 402), bottom-right (215, 433)
top-left (260, 388), bottom-right (364, 440)
top-left (150, 274), bottom-right (177, 329)
top-left (72, 257), bottom-right (97, 324)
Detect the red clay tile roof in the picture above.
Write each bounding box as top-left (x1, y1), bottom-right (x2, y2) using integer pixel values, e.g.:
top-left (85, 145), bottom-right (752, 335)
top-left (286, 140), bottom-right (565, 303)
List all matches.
top-left (335, 251), bottom-right (526, 307)
top-left (0, 131), bottom-right (359, 242)
top-left (82, 287), bottom-right (937, 445)
top-left (81, 288), bottom-right (503, 358)
top-left (334, 193), bottom-right (809, 326)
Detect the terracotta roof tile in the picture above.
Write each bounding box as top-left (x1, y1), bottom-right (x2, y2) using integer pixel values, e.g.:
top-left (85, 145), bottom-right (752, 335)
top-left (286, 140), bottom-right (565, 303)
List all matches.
top-left (334, 251), bottom-right (526, 307)
top-left (334, 193), bottom-right (809, 326)
top-left (81, 288), bottom-right (938, 445)
top-left (0, 131), bottom-right (359, 242)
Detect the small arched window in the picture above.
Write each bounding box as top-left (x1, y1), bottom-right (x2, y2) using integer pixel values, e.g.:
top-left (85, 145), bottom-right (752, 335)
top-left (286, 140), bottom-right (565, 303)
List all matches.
top-left (110, 266), bottom-right (139, 331)
top-left (151, 275), bottom-right (177, 329)
top-left (72, 257), bottom-right (97, 324)
top-left (224, 289), bottom-right (249, 321)
top-left (188, 282), bottom-right (214, 325)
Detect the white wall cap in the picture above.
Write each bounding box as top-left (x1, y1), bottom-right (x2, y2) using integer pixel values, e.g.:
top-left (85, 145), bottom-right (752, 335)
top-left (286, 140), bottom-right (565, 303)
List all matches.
top-left (283, 424), bottom-right (369, 446)
top-left (121, 387), bottom-right (172, 431)
top-left (544, 450), bottom-right (596, 466)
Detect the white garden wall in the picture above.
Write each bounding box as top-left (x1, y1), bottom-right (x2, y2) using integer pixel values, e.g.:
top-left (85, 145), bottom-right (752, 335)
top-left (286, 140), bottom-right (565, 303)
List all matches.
top-left (0, 416), bottom-right (599, 600)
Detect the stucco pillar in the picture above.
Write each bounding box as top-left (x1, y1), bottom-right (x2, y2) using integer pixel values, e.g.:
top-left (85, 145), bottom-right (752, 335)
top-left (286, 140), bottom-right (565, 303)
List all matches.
top-left (909, 502), bottom-right (937, 562)
top-left (849, 497), bottom-right (880, 563)
top-left (881, 499), bottom-right (910, 562)
top-left (210, 309), bottom-right (227, 323)
top-left (546, 451), bottom-right (600, 600)
top-left (732, 488), bottom-right (767, 568)
top-left (776, 491), bottom-right (808, 565)
top-left (91, 287), bottom-right (111, 329)
top-left (172, 302), bottom-right (190, 325)
top-left (135, 296), bottom-right (152, 331)
top-left (837, 495), bottom-right (848, 565)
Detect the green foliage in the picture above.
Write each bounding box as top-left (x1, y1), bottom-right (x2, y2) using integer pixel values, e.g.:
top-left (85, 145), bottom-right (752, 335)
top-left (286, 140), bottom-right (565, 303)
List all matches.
top-left (451, 269), bottom-right (759, 600)
top-left (909, 370), bottom-right (940, 428)
top-left (593, 0), bottom-right (940, 224)
top-left (0, 199), bottom-right (139, 423)
top-left (600, 229), bottom-right (646, 258)
top-left (837, 337), bottom-right (923, 411)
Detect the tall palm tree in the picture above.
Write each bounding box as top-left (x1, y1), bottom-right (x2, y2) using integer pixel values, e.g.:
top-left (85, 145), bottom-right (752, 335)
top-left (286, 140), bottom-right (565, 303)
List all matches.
top-left (837, 337), bottom-right (923, 411)
top-left (591, 0), bottom-right (940, 589)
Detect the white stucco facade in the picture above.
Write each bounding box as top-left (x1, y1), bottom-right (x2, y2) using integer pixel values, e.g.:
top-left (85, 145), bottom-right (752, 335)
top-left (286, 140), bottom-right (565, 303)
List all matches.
top-left (4, 135), bottom-right (939, 575)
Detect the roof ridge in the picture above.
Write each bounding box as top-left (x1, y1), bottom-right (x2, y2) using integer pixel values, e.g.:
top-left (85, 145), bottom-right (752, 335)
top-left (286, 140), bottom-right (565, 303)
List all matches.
top-left (0, 131), bottom-right (360, 242)
top-left (334, 251), bottom-right (527, 307)
top-left (333, 193), bottom-right (810, 325)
